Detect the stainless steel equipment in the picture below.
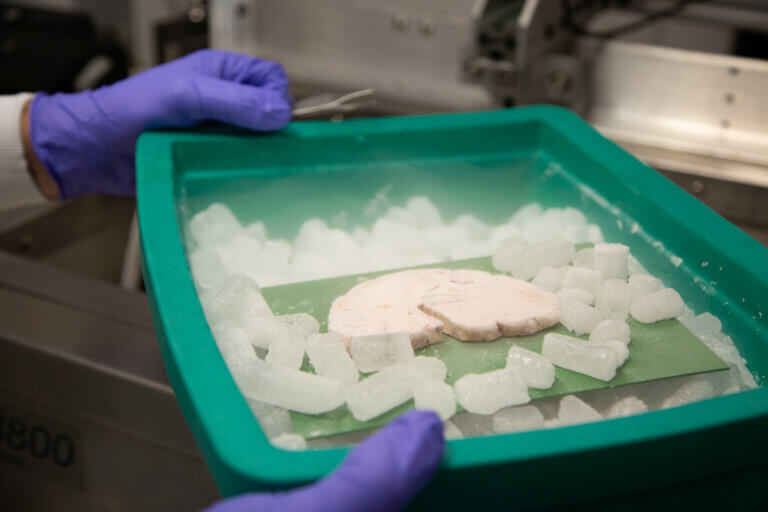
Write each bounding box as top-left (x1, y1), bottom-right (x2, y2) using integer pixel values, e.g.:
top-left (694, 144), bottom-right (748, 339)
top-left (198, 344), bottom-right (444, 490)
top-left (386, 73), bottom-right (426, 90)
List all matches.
top-left (0, 249), bottom-right (220, 510)
top-left (209, 0), bottom-right (496, 113)
top-left (209, 0), bottom-right (768, 241)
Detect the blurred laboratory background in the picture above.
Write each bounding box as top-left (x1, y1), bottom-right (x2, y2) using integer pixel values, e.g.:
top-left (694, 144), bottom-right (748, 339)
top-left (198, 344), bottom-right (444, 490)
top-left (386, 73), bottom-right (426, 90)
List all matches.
top-left (0, 0), bottom-right (767, 510)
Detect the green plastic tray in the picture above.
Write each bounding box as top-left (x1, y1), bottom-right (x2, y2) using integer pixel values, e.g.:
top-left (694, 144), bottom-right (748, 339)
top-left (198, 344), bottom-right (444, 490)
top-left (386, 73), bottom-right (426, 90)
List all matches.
top-left (137, 107), bottom-right (768, 508)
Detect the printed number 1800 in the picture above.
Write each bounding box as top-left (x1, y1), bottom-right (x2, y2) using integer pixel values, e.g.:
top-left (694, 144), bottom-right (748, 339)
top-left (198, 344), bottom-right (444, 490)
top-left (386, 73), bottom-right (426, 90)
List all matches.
top-left (0, 412), bottom-right (75, 467)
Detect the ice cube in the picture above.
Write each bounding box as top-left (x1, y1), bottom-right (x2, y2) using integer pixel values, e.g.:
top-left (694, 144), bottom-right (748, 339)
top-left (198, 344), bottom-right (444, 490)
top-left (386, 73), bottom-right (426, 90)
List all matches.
top-left (700, 333), bottom-right (741, 368)
top-left (558, 395), bottom-right (602, 425)
top-left (685, 313), bottom-right (723, 338)
top-left (295, 218), bottom-right (331, 252)
top-left (606, 396), bottom-right (648, 418)
top-left (561, 267), bottom-right (602, 296)
top-left (345, 366), bottom-right (414, 421)
top-left (596, 279), bottom-right (630, 321)
top-left (244, 315), bottom-right (293, 349)
top-left (244, 221), bottom-right (267, 243)
top-left (352, 226), bottom-right (370, 246)
top-left (451, 413), bottom-right (492, 437)
top-left (593, 340), bottom-right (630, 368)
top-left (562, 224), bottom-right (592, 244)
top-left (587, 225), bottom-right (604, 244)
top-left (506, 346), bottom-right (555, 389)
top-left (247, 314), bottom-right (317, 351)
top-left (325, 229), bottom-right (363, 260)
top-left (383, 205), bottom-right (415, 227)
top-left (531, 266), bottom-right (567, 292)
top-left (188, 203), bottom-right (242, 248)
top-left (558, 297), bottom-right (605, 335)
top-left (523, 216), bottom-right (562, 244)
top-left (630, 288), bottom-right (684, 323)
top-left (230, 359), bottom-right (344, 414)
top-left (740, 367), bottom-right (758, 390)
top-left (306, 333), bottom-right (360, 385)
top-left (255, 239), bottom-right (292, 276)
top-left (572, 248), bottom-right (594, 268)
top-left (557, 287), bottom-right (595, 306)
top-left (520, 239), bottom-right (575, 280)
top-left (454, 368), bottom-right (530, 415)
top-left (189, 249), bottom-right (227, 290)
top-left (561, 207), bottom-right (587, 227)
top-left (492, 406), bottom-right (545, 433)
top-left (257, 315), bottom-right (315, 369)
top-left (278, 313), bottom-right (320, 339)
top-left (491, 224), bottom-right (523, 251)
top-left (246, 398), bottom-right (293, 438)
top-left (451, 214), bottom-right (490, 241)
top-left (350, 332), bottom-right (415, 373)
top-left (542, 333), bottom-right (627, 381)
top-left (699, 337), bottom-right (755, 390)
top-left (593, 243), bottom-right (629, 280)
top-left (203, 275), bottom-right (272, 327)
top-left (627, 254), bottom-right (648, 276)
top-left (660, 377), bottom-right (716, 409)
top-left (589, 319), bottom-right (630, 345)
top-left (492, 237), bottom-right (527, 274)
top-left (511, 203), bottom-right (543, 226)
top-left (405, 196), bottom-right (443, 229)
top-left (265, 328), bottom-right (306, 370)
top-left (443, 420), bottom-right (464, 440)
top-left (371, 215), bottom-right (424, 250)
top-left (410, 356), bottom-right (447, 382)
top-left (211, 323), bottom-right (257, 364)
top-left (413, 380), bottom-right (456, 421)
top-left (535, 208), bottom-right (568, 234)
top-left (677, 305), bottom-right (695, 324)
top-left (289, 252), bottom-right (343, 283)
top-left (216, 234), bottom-right (264, 278)
top-left (270, 433), bottom-right (307, 451)
top-left (628, 274), bottom-right (662, 302)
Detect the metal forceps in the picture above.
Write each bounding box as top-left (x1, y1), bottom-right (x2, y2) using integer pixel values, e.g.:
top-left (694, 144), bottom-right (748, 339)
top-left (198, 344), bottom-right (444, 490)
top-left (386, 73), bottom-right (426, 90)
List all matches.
top-left (292, 88), bottom-right (376, 119)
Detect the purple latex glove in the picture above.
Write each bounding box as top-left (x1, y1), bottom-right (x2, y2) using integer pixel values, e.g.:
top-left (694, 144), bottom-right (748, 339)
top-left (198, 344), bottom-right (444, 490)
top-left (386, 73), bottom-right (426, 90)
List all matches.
top-left (205, 411), bottom-right (444, 512)
top-left (30, 49), bottom-right (291, 199)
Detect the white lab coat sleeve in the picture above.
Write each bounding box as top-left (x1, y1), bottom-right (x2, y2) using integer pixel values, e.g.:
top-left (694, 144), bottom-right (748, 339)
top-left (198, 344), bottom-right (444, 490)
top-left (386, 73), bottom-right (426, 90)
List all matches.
top-left (0, 93), bottom-right (48, 209)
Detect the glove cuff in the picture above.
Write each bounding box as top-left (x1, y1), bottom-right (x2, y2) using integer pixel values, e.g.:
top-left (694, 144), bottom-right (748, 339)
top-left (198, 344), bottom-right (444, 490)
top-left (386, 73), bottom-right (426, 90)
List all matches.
top-left (0, 93), bottom-right (47, 208)
top-left (30, 92), bottom-right (77, 199)
top-left (30, 91), bottom-right (137, 200)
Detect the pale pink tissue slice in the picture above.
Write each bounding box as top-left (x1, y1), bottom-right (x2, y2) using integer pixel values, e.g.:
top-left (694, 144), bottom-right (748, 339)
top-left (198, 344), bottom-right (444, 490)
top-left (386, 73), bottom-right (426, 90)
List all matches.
top-left (419, 270), bottom-right (560, 341)
top-left (328, 268), bottom-right (559, 348)
top-left (328, 269), bottom-right (449, 349)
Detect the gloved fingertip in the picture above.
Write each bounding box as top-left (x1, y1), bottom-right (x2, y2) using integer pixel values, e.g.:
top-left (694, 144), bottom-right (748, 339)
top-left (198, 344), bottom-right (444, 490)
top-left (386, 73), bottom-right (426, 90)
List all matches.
top-left (233, 411), bottom-right (445, 512)
top-left (398, 409), bottom-right (445, 430)
top-left (388, 410), bottom-right (445, 448)
top-left (320, 409), bottom-right (444, 510)
top-left (255, 98), bottom-right (292, 131)
top-left (232, 85), bottom-right (292, 131)
top-left (382, 410), bottom-right (445, 479)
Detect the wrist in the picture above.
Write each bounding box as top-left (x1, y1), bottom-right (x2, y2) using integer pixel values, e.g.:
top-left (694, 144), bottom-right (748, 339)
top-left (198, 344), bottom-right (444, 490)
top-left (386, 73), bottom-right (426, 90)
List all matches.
top-left (21, 97), bottom-right (60, 200)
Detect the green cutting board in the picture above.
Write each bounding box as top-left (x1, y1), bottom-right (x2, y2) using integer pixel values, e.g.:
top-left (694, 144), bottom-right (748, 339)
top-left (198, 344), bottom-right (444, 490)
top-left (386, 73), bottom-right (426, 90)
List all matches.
top-left (261, 256), bottom-right (728, 439)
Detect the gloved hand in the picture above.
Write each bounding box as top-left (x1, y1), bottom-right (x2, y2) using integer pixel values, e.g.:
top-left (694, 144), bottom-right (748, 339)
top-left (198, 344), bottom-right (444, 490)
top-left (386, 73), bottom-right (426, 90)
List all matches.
top-left (29, 49), bottom-right (292, 199)
top-left (205, 410), bottom-right (445, 512)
